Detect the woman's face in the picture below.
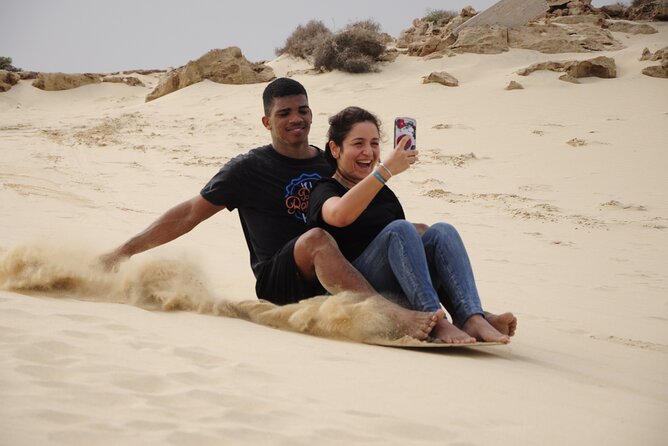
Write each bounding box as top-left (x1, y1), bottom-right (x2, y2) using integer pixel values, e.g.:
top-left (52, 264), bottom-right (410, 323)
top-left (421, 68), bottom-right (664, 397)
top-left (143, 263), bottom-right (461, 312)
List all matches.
top-left (330, 121), bottom-right (380, 184)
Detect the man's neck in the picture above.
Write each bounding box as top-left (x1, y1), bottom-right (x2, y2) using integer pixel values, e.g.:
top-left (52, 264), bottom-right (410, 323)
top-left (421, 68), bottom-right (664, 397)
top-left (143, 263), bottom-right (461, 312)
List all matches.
top-left (271, 141), bottom-right (315, 159)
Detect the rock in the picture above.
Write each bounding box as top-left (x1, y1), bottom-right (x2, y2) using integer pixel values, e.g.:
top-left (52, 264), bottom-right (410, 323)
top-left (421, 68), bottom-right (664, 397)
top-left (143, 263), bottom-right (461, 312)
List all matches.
top-left (558, 73), bottom-right (582, 83)
top-left (606, 20), bottom-right (658, 34)
top-left (419, 36), bottom-right (442, 57)
top-left (423, 71), bottom-right (459, 87)
top-left (642, 65), bottom-right (668, 78)
top-left (102, 76), bottom-right (146, 87)
top-left (32, 73), bottom-right (101, 91)
top-left (508, 23), bottom-right (623, 53)
top-left (626, 0), bottom-right (668, 21)
top-left (642, 50), bottom-right (668, 78)
top-left (640, 46), bottom-right (667, 61)
top-left (518, 56), bottom-right (616, 79)
top-left (567, 56), bottom-right (616, 78)
top-left (146, 47), bottom-right (275, 102)
top-left (450, 25), bottom-right (509, 54)
top-left (551, 15), bottom-right (604, 25)
top-left (505, 80), bottom-right (524, 90)
top-left (600, 3), bottom-right (627, 18)
top-left (454, 0), bottom-right (548, 36)
top-left (0, 70), bottom-right (21, 92)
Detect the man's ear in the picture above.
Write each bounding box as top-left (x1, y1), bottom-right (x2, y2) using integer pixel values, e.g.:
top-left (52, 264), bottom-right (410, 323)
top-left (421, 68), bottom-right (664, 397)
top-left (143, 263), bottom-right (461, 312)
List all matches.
top-left (261, 115), bottom-right (271, 130)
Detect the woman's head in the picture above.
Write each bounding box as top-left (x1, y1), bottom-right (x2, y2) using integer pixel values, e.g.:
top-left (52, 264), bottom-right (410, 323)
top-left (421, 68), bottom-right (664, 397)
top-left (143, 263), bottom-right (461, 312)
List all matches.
top-left (325, 107), bottom-right (382, 183)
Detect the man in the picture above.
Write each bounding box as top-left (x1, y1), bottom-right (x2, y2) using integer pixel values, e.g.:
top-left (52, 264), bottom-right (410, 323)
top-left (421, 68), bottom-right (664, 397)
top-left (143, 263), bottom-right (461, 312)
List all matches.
top-left (100, 78), bottom-right (440, 340)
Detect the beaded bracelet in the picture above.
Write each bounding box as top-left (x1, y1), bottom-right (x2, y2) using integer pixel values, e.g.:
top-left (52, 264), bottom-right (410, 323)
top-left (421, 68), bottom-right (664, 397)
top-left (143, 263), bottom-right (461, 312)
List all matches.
top-left (372, 170), bottom-right (386, 185)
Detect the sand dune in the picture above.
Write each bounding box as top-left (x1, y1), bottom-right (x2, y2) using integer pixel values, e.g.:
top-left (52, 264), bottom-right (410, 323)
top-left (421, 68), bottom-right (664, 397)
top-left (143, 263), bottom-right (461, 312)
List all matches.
top-left (1, 22), bottom-right (667, 446)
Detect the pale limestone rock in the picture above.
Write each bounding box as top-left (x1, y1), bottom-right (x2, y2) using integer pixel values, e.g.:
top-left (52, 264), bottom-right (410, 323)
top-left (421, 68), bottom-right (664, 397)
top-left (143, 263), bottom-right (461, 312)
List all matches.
top-left (32, 73), bottom-right (101, 91)
top-left (146, 47), bottom-right (275, 102)
top-left (423, 71), bottom-right (459, 87)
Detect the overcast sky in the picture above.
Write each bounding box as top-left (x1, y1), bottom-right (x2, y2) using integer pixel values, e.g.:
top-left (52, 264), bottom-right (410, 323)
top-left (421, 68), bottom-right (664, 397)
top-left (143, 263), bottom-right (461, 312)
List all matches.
top-left (2, 0), bottom-right (617, 73)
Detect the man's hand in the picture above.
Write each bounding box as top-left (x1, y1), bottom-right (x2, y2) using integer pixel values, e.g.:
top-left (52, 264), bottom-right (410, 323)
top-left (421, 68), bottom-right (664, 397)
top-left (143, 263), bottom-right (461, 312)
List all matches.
top-left (97, 249), bottom-right (129, 272)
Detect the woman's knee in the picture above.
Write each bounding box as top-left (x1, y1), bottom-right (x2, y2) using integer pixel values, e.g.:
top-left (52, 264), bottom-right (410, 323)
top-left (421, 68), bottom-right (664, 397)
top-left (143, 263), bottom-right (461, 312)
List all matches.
top-left (424, 222), bottom-right (461, 243)
top-left (386, 219), bottom-right (419, 236)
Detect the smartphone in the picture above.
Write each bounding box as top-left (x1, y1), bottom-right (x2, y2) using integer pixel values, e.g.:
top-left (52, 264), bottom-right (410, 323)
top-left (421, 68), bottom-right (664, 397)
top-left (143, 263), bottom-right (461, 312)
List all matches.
top-left (394, 117), bottom-right (416, 150)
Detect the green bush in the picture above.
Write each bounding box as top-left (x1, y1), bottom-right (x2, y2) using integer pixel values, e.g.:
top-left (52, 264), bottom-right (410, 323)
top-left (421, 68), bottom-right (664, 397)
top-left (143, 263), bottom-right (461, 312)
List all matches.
top-left (0, 56), bottom-right (14, 70)
top-left (275, 20), bottom-right (333, 59)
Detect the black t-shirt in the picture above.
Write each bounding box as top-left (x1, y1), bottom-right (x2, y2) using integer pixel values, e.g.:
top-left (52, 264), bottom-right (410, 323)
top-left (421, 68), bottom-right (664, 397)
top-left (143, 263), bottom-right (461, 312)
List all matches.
top-left (200, 144), bottom-right (333, 274)
top-left (307, 177), bottom-right (405, 262)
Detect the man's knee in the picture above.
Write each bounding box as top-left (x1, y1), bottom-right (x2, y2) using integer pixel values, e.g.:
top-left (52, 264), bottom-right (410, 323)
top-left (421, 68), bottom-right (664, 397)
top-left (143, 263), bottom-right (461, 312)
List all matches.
top-left (295, 228), bottom-right (338, 256)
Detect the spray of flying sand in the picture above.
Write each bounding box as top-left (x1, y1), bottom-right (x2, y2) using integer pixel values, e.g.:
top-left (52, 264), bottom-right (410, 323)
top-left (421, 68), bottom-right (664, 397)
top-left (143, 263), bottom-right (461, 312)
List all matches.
top-left (0, 242), bottom-right (410, 344)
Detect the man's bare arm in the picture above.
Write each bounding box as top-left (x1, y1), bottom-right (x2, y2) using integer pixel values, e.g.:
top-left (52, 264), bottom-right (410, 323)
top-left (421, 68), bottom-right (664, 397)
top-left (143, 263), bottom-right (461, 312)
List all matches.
top-left (99, 195), bottom-right (225, 269)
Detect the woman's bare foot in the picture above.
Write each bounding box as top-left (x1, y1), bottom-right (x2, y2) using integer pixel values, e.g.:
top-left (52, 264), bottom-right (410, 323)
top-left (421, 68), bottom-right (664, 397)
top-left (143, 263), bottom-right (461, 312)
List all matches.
top-left (431, 319), bottom-right (476, 344)
top-left (462, 314), bottom-right (510, 343)
top-left (485, 312), bottom-right (517, 337)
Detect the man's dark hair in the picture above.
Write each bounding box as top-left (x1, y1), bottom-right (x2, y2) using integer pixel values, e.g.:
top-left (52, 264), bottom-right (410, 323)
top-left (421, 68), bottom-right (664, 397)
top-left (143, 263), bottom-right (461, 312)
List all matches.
top-left (325, 106), bottom-right (381, 170)
top-left (262, 77), bottom-right (308, 116)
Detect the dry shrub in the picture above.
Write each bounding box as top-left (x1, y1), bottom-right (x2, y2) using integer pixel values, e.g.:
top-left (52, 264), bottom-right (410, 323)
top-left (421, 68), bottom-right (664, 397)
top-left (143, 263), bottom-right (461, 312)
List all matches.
top-left (275, 20), bottom-right (333, 59)
top-left (422, 9), bottom-right (458, 25)
top-left (313, 25), bottom-right (387, 73)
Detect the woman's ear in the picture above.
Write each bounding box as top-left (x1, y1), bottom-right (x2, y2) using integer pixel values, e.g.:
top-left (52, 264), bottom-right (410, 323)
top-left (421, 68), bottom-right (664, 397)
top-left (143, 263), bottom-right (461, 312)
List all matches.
top-left (328, 140), bottom-right (340, 159)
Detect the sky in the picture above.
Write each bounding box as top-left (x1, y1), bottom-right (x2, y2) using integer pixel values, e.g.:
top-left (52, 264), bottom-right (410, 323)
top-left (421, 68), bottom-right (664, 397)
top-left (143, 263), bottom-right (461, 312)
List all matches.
top-left (2, 0), bottom-right (617, 73)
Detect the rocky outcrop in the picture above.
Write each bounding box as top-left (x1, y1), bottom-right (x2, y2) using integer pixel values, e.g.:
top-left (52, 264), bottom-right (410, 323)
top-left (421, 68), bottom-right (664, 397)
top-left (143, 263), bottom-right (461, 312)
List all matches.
top-left (546, 0), bottom-right (598, 17)
top-left (508, 23), bottom-right (622, 53)
top-left (399, 2), bottom-right (626, 58)
top-left (518, 56), bottom-right (617, 81)
top-left (146, 47), bottom-right (275, 102)
top-left (450, 26), bottom-right (509, 54)
top-left (423, 71), bottom-right (459, 87)
top-left (626, 0), bottom-right (668, 21)
top-left (606, 20), bottom-right (658, 34)
top-left (102, 76), bottom-right (145, 87)
top-left (0, 70), bottom-right (21, 92)
top-left (32, 73), bottom-right (101, 91)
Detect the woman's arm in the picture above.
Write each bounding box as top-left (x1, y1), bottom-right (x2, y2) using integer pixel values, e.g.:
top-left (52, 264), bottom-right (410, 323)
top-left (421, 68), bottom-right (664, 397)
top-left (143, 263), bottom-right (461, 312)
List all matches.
top-left (321, 138), bottom-right (417, 227)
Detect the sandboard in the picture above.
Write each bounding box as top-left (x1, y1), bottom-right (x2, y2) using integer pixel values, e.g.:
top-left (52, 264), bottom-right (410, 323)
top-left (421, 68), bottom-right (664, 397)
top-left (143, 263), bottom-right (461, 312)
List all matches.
top-left (369, 337), bottom-right (505, 348)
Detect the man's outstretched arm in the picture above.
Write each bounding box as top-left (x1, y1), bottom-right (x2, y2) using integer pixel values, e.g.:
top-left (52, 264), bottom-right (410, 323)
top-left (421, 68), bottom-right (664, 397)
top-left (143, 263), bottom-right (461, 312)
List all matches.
top-left (99, 195), bottom-right (225, 270)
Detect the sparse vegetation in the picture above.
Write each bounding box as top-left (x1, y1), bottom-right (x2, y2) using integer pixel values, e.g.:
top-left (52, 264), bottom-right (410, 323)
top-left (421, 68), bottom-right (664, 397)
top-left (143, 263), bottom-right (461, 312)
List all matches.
top-left (313, 26), bottom-right (387, 73)
top-left (278, 19), bottom-right (389, 74)
top-left (421, 9), bottom-right (458, 24)
top-left (275, 20), bottom-right (333, 59)
top-left (0, 56), bottom-right (16, 71)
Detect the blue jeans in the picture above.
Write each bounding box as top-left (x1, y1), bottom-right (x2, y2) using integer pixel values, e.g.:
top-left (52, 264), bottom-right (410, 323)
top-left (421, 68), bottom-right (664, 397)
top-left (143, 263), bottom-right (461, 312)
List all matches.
top-left (352, 220), bottom-right (484, 325)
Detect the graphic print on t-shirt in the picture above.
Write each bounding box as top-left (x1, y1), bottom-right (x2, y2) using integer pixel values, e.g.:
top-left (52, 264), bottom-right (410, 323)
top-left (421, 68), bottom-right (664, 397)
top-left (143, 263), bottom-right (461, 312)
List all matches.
top-left (284, 173), bottom-right (322, 223)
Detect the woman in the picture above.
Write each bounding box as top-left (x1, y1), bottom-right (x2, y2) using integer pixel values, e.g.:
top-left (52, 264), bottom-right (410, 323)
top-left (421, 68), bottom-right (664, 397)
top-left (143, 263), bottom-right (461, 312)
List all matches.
top-left (307, 106), bottom-right (517, 343)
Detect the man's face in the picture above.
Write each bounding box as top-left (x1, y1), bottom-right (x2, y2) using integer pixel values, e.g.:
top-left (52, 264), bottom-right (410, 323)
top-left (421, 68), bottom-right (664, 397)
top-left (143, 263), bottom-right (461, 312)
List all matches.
top-left (262, 95), bottom-right (312, 148)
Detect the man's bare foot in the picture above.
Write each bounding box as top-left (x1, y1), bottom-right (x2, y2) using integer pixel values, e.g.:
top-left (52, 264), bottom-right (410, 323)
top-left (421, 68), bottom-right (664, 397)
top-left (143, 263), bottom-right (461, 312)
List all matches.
top-left (431, 319), bottom-right (476, 344)
top-left (485, 312), bottom-right (517, 337)
top-left (392, 307), bottom-right (445, 340)
top-left (462, 314), bottom-right (510, 343)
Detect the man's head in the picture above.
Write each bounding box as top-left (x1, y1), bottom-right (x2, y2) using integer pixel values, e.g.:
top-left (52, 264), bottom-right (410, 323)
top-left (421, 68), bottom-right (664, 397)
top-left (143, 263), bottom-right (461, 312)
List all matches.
top-left (262, 77), bottom-right (308, 116)
top-left (261, 78), bottom-right (312, 152)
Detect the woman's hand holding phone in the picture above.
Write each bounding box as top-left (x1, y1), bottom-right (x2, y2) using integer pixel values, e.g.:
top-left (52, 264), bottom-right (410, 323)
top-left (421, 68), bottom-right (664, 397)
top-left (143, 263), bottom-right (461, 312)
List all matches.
top-left (381, 134), bottom-right (418, 177)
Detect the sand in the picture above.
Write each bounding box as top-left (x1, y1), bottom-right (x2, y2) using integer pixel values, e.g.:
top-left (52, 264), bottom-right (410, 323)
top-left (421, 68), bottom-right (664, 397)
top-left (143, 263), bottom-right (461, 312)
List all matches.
top-left (1, 24), bottom-right (667, 445)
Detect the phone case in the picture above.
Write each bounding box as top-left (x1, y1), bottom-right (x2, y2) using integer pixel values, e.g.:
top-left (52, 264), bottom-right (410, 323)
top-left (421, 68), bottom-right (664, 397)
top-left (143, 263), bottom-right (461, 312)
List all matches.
top-left (394, 117), bottom-right (416, 150)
